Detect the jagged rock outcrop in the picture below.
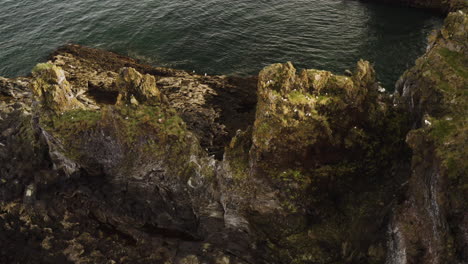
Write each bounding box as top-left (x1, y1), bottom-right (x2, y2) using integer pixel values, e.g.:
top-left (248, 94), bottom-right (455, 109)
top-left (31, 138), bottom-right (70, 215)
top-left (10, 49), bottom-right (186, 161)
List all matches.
top-left (0, 52), bottom-right (257, 264)
top-left (388, 10), bottom-right (467, 264)
top-left (1, 45), bottom-right (412, 263)
top-left (252, 60), bottom-right (379, 167)
top-left (227, 59), bottom-right (412, 263)
top-left (115, 67), bottom-right (162, 105)
top-left (49, 44), bottom-right (257, 159)
top-left (31, 63), bottom-right (85, 113)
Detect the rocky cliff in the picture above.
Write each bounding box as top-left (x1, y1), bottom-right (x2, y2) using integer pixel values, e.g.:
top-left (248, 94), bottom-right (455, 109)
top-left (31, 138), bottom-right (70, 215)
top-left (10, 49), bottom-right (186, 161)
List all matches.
top-left (0, 8), bottom-right (466, 264)
top-left (389, 9), bottom-right (467, 264)
top-left (0, 44), bottom-right (260, 264)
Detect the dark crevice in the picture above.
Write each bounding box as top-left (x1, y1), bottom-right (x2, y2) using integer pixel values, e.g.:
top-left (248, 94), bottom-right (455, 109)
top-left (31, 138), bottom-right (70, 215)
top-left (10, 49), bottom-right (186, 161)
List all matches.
top-left (86, 89), bottom-right (119, 105)
top-left (89, 214), bottom-right (138, 246)
top-left (204, 76), bottom-right (258, 160)
top-left (141, 223), bottom-right (202, 242)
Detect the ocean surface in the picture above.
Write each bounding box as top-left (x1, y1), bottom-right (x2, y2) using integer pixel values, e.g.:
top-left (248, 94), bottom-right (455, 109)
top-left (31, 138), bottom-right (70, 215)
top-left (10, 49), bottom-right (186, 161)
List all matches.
top-left (0, 0), bottom-right (443, 89)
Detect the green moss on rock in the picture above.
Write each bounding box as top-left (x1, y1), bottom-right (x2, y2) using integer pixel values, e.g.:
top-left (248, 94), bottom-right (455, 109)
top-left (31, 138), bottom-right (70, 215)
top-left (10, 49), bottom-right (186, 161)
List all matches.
top-left (223, 128), bottom-right (252, 180)
top-left (116, 67), bottom-right (162, 106)
top-left (245, 58), bottom-right (411, 263)
top-left (393, 10), bottom-right (467, 264)
top-left (31, 63), bottom-right (84, 113)
top-left (438, 48), bottom-right (468, 78)
top-left (34, 66), bottom-right (202, 183)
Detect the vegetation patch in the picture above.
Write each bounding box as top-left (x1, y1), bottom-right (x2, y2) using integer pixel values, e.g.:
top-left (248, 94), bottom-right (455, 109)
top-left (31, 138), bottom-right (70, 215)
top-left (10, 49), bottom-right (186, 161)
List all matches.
top-left (32, 63), bottom-right (54, 74)
top-left (438, 48), bottom-right (468, 79)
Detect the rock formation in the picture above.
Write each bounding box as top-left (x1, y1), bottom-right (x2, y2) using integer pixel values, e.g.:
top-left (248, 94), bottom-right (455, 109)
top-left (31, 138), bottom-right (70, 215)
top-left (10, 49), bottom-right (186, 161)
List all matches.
top-left (389, 9), bottom-right (467, 264)
top-left (0, 46), bottom-right (257, 264)
top-left (0, 6), bottom-right (466, 264)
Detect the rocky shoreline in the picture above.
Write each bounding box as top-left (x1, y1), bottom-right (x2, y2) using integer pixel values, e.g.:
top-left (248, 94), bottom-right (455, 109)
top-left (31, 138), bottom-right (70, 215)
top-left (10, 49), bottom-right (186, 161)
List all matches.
top-left (0, 4), bottom-right (466, 264)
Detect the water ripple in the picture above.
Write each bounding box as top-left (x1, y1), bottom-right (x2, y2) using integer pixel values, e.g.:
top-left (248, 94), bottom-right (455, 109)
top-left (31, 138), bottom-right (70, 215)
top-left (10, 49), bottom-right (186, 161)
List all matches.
top-left (0, 0), bottom-right (443, 88)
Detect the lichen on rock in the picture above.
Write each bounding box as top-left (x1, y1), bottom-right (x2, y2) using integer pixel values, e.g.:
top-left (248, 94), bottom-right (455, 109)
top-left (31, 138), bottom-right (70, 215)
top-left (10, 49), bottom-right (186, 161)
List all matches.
top-left (31, 63), bottom-right (84, 113)
top-left (252, 59), bottom-right (382, 170)
top-left (116, 67), bottom-right (162, 106)
top-left (225, 57), bottom-right (413, 263)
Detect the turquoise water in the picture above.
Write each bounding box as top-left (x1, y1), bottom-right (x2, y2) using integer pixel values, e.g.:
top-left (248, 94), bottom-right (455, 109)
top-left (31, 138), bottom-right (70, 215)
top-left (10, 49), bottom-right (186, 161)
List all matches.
top-left (0, 0), bottom-right (442, 88)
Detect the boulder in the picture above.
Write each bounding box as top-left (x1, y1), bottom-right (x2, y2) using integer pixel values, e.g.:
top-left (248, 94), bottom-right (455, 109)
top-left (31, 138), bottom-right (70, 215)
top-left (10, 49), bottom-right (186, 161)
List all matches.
top-left (31, 63), bottom-right (84, 113)
top-left (116, 67), bottom-right (162, 105)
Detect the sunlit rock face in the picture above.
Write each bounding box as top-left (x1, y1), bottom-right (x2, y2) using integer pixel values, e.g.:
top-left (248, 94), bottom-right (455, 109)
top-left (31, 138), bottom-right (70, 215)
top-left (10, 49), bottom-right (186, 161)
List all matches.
top-left (31, 63), bottom-right (85, 113)
top-left (115, 67), bottom-right (162, 106)
top-left (252, 60), bottom-right (379, 168)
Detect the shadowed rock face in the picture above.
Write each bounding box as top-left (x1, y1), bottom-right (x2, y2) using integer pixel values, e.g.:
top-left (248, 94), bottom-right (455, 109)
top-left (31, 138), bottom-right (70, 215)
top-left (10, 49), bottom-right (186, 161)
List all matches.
top-left (237, 59), bottom-right (413, 264)
top-left (0, 7), bottom-right (466, 264)
top-left (0, 48), bottom-right (259, 264)
top-left (389, 10), bottom-right (467, 264)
